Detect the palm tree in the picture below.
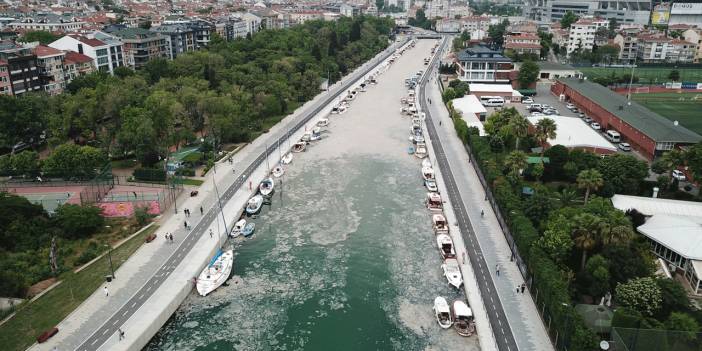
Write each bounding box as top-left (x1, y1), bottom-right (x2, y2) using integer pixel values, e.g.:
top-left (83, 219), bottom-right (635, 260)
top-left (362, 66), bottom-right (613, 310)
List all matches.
top-left (572, 213), bottom-right (601, 270)
top-left (577, 169), bottom-right (604, 204)
top-left (660, 149), bottom-right (686, 181)
top-left (599, 212), bottom-right (635, 246)
top-left (504, 150), bottom-right (528, 182)
top-left (509, 114), bottom-right (530, 150)
top-left (556, 188), bottom-right (577, 207)
top-left (534, 118), bottom-right (557, 159)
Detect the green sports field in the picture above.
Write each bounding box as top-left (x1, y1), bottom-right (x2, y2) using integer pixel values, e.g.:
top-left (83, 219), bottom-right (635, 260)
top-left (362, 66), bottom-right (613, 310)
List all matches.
top-left (580, 67), bottom-right (702, 84)
top-left (631, 92), bottom-right (702, 135)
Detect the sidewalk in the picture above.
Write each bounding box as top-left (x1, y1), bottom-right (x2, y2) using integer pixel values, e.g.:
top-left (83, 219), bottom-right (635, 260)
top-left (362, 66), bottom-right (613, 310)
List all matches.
top-left (425, 77), bottom-right (555, 351)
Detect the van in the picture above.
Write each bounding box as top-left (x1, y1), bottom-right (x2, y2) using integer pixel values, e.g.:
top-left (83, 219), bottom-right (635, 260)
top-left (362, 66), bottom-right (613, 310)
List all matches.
top-left (605, 130), bottom-right (621, 143)
top-left (480, 96), bottom-right (499, 103)
top-left (483, 97), bottom-right (505, 107)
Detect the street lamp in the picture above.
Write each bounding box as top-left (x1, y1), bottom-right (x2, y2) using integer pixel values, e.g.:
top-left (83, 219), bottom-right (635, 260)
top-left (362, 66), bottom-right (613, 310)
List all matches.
top-left (104, 244), bottom-right (115, 279)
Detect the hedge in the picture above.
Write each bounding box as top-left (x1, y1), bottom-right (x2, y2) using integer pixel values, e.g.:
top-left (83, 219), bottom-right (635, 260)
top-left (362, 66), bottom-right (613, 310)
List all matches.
top-left (133, 168), bottom-right (166, 182)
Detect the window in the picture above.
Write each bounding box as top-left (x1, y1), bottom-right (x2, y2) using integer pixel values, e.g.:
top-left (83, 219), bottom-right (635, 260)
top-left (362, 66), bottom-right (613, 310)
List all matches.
top-left (96, 48), bottom-right (108, 56)
top-left (656, 142), bottom-right (674, 151)
top-left (97, 57), bottom-right (108, 65)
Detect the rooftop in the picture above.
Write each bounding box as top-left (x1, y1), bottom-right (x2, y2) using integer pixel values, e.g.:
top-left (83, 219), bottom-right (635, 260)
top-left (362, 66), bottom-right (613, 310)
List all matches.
top-left (111, 28), bottom-right (159, 40)
top-left (456, 44), bottom-right (511, 63)
top-left (526, 115), bottom-right (617, 152)
top-left (64, 50), bottom-right (93, 64)
top-left (33, 45), bottom-right (63, 57)
top-left (558, 77), bottom-right (702, 143)
top-left (537, 61), bottom-right (579, 71)
top-left (638, 214), bottom-right (702, 260)
top-left (611, 194), bottom-right (702, 217)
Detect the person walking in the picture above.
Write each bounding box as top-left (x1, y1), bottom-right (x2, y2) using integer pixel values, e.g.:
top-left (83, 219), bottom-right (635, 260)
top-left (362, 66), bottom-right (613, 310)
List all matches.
top-left (118, 328), bottom-right (125, 340)
top-left (521, 283), bottom-right (526, 294)
top-left (495, 264), bottom-right (500, 276)
top-left (209, 229), bottom-right (213, 238)
top-left (200, 206), bottom-right (203, 215)
top-left (184, 221), bottom-right (188, 230)
top-left (103, 286), bottom-right (109, 297)
top-left (481, 209), bottom-right (485, 217)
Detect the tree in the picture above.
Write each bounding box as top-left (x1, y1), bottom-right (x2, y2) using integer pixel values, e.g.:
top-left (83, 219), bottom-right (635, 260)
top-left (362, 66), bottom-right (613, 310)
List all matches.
top-left (518, 60), bottom-right (540, 89)
top-left (54, 204), bottom-right (104, 239)
top-left (534, 118), bottom-right (557, 159)
top-left (602, 243), bottom-right (654, 288)
top-left (572, 212), bottom-right (601, 270)
top-left (10, 150), bottom-right (40, 177)
top-left (576, 169), bottom-right (603, 204)
top-left (560, 11), bottom-right (579, 29)
top-left (21, 30), bottom-right (61, 45)
top-left (538, 214), bottom-right (574, 263)
top-left (656, 278), bottom-right (690, 319)
top-left (524, 188), bottom-right (554, 225)
top-left (668, 70), bottom-right (681, 82)
top-left (584, 254), bottom-right (610, 298)
top-left (504, 150), bottom-right (528, 183)
top-left (556, 188), bottom-right (578, 207)
top-left (616, 277), bottom-right (662, 317)
top-left (487, 19), bottom-right (509, 48)
top-left (42, 143), bottom-right (108, 179)
top-left (597, 154), bottom-right (648, 194)
top-left (508, 114), bottom-right (529, 150)
top-left (665, 312), bottom-right (699, 339)
top-left (113, 66), bottom-right (134, 79)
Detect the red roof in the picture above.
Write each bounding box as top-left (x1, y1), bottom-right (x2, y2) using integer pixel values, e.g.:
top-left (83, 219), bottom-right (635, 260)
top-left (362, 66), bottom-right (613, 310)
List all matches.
top-left (33, 45), bottom-right (64, 58)
top-left (0, 59), bottom-right (7, 66)
top-left (505, 42), bottom-right (542, 49)
top-left (68, 34), bottom-right (105, 47)
top-left (507, 33), bottom-right (540, 40)
top-left (64, 50), bottom-right (93, 64)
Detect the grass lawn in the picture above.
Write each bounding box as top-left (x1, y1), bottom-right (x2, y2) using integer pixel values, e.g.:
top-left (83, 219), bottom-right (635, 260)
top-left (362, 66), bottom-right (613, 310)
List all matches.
top-left (632, 92), bottom-right (702, 136)
top-left (580, 67), bottom-right (702, 84)
top-left (0, 224), bottom-right (158, 351)
top-left (180, 178), bottom-right (204, 186)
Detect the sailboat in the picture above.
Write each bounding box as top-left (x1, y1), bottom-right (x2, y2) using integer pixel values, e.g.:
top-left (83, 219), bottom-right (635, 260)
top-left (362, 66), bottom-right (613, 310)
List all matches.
top-left (259, 177), bottom-right (275, 196)
top-left (196, 249), bottom-right (234, 296)
top-left (245, 195), bottom-right (264, 215)
top-left (272, 165), bottom-right (285, 178)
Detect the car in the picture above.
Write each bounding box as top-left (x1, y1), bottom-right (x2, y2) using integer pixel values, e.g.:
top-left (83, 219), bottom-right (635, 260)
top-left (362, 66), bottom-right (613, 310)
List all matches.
top-left (579, 113), bottom-right (586, 118)
top-left (590, 122), bottom-right (601, 130)
top-left (522, 97), bottom-right (534, 104)
top-left (543, 109), bottom-right (557, 115)
top-left (672, 170), bottom-right (687, 181)
top-left (566, 103), bottom-right (575, 110)
top-left (618, 142), bottom-right (631, 151)
top-left (572, 108), bottom-right (580, 114)
top-left (583, 116), bottom-right (593, 123)
top-left (425, 179), bottom-right (438, 192)
top-left (530, 111), bottom-right (544, 116)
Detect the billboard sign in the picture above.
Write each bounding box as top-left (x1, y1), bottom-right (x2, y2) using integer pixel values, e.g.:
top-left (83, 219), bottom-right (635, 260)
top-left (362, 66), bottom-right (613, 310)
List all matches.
top-left (671, 2), bottom-right (702, 15)
top-left (652, 3), bottom-right (670, 25)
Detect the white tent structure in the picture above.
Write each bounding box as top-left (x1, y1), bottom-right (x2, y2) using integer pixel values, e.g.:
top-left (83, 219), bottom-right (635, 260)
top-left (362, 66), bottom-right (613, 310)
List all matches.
top-left (526, 115), bottom-right (617, 154)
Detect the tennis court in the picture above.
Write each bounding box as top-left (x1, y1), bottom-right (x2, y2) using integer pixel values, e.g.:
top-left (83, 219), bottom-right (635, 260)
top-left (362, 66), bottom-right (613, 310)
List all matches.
top-left (21, 192), bottom-right (78, 213)
top-left (631, 92), bottom-right (702, 135)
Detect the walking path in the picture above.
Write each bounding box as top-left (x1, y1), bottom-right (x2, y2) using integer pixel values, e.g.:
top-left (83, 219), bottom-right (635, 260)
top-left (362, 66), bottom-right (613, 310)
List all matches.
top-left (420, 42), bottom-right (554, 351)
top-left (29, 39), bottom-right (408, 351)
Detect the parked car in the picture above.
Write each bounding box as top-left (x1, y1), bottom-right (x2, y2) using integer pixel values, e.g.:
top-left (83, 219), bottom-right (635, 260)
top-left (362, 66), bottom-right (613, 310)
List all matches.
top-left (618, 142), bottom-right (631, 151)
top-left (590, 122), bottom-right (601, 130)
top-left (531, 111), bottom-right (544, 116)
top-left (566, 103), bottom-right (575, 110)
top-left (522, 97), bottom-right (534, 104)
top-left (579, 113), bottom-right (586, 118)
top-left (572, 108), bottom-right (580, 114)
top-left (672, 169), bottom-right (687, 181)
top-left (583, 116), bottom-right (593, 123)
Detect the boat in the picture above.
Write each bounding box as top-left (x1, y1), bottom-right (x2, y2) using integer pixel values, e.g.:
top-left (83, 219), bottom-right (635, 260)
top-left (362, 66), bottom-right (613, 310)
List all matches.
top-left (432, 214), bottom-right (449, 234)
top-left (452, 300), bottom-right (476, 336)
top-left (337, 105), bottom-right (347, 114)
top-left (408, 146), bottom-right (415, 154)
top-left (301, 132), bottom-right (311, 142)
top-left (441, 258), bottom-right (463, 289)
top-left (196, 249), bottom-right (234, 296)
top-left (242, 222), bottom-right (256, 237)
top-left (281, 152), bottom-right (293, 164)
top-left (433, 296), bottom-right (453, 329)
top-left (426, 192), bottom-right (442, 212)
top-left (272, 165), bottom-right (285, 178)
top-left (259, 177), bottom-right (274, 196)
top-left (422, 166), bottom-right (435, 181)
top-left (331, 106), bottom-right (341, 114)
top-left (424, 178), bottom-right (438, 192)
top-left (245, 195), bottom-right (264, 215)
top-left (316, 118), bottom-right (329, 127)
top-left (437, 234), bottom-right (456, 259)
top-left (310, 127), bottom-right (322, 141)
top-left (413, 134), bottom-right (425, 144)
top-left (231, 219), bottom-right (246, 237)
top-left (292, 141), bottom-right (306, 153)
top-left (422, 158), bottom-right (432, 169)
top-left (415, 143), bottom-right (428, 159)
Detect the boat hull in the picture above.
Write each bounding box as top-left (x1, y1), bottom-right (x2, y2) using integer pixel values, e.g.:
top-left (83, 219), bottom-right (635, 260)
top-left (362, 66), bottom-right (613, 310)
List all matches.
top-left (196, 250), bottom-right (234, 296)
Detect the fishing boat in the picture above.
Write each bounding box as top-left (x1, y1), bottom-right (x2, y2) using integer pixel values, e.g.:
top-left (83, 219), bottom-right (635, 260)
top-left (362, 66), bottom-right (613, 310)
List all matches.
top-left (422, 158), bottom-right (432, 169)
top-left (415, 143), bottom-right (428, 159)
top-left (452, 300), bottom-right (476, 337)
top-left (316, 118), bottom-right (329, 127)
top-left (245, 195), bottom-right (264, 215)
top-left (242, 222), bottom-right (256, 237)
top-left (301, 132), bottom-right (311, 142)
top-left (310, 127), bottom-right (322, 141)
top-left (292, 141), bottom-right (306, 153)
top-left (281, 152), bottom-right (293, 164)
top-left (433, 296), bottom-right (453, 329)
top-left (426, 192), bottom-right (442, 212)
top-left (437, 234), bottom-right (456, 259)
top-left (272, 165), bottom-right (285, 178)
top-left (422, 166), bottom-right (435, 181)
top-left (231, 219), bottom-right (246, 237)
top-left (331, 106), bottom-right (341, 114)
top-left (424, 178), bottom-right (438, 192)
top-left (259, 178), bottom-right (274, 196)
top-left (196, 249), bottom-right (234, 296)
top-left (413, 134), bottom-right (425, 144)
top-left (442, 258), bottom-right (463, 289)
top-left (433, 214), bottom-right (449, 234)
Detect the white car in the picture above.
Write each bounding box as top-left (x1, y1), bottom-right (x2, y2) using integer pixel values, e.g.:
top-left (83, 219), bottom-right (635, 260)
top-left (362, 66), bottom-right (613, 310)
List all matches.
top-left (590, 122), bottom-right (601, 130)
top-left (618, 142), bottom-right (631, 151)
top-left (522, 97), bottom-right (534, 104)
top-left (530, 111), bottom-right (544, 116)
top-left (566, 103), bottom-right (575, 110)
top-left (672, 169), bottom-right (687, 181)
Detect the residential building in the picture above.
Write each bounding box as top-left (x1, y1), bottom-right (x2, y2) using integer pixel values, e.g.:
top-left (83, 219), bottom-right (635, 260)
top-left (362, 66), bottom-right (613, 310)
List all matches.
top-left (566, 18), bottom-right (608, 55)
top-left (33, 45), bottom-right (65, 95)
top-left (49, 34), bottom-right (124, 75)
top-left (110, 28), bottom-right (166, 69)
top-left (455, 44), bottom-right (513, 83)
top-left (683, 28), bottom-right (702, 63)
top-left (613, 29), bottom-right (639, 63)
top-left (340, 4), bottom-right (361, 17)
top-left (190, 20), bottom-right (215, 49)
top-left (523, 0), bottom-right (651, 25)
top-left (667, 39), bottom-right (697, 63)
top-left (504, 33), bottom-right (542, 56)
top-left (9, 13), bottom-right (85, 32)
top-left (63, 50), bottom-right (95, 82)
top-left (289, 10), bottom-right (325, 25)
top-left (151, 24), bottom-right (195, 59)
top-left (232, 12), bottom-right (262, 36)
top-left (552, 78), bottom-right (702, 160)
top-left (0, 40), bottom-right (41, 95)
top-left (0, 59), bottom-right (10, 95)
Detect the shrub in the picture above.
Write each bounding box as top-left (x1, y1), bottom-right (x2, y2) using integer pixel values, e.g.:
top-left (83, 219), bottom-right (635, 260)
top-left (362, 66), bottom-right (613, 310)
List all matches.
top-left (134, 206), bottom-right (153, 226)
top-left (616, 277), bottom-right (663, 317)
top-left (133, 167), bottom-right (166, 182)
top-left (54, 204), bottom-right (104, 239)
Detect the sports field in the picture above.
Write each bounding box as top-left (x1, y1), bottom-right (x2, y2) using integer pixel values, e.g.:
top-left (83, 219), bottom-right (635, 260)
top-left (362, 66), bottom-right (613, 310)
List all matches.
top-left (580, 67), bottom-right (702, 84)
top-left (631, 92), bottom-right (702, 135)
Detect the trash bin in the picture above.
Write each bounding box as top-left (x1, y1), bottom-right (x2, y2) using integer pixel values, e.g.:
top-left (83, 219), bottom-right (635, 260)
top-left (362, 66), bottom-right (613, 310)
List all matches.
top-left (105, 275), bottom-right (113, 282)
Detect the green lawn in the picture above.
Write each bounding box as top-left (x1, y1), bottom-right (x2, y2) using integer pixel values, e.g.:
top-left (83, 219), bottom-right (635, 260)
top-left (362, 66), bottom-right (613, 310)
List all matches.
top-left (580, 67), bottom-right (702, 84)
top-left (0, 225), bottom-right (158, 351)
top-left (180, 178), bottom-right (204, 186)
top-left (632, 92), bottom-right (702, 136)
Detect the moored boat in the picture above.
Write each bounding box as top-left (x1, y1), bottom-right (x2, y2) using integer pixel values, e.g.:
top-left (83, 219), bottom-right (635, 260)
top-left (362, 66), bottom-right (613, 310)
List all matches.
top-left (433, 296), bottom-right (453, 329)
top-left (422, 158), bottom-right (432, 169)
top-left (231, 219), bottom-right (246, 237)
top-left (292, 141), bottom-right (306, 153)
top-left (432, 214), bottom-right (449, 234)
top-left (196, 249), bottom-right (234, 296)
top-left (310, 127), bottom-right (322, 141)
top-left (245, 195), bottom-right (264, 215)
top-left (415, 143), bottom-right (428, 159)
top-left (436, 234), bottom-right (456, 259)
top-left (426, 192), bottom-right (442, 212)
top-left (316, 118), bottom-right (329, 127)
top-left (272, 165), bottom-right (285, 178)
top-left (281, 152), bottom-right (293, 164)
top-left (259, 177), bottom-right (274, 196)
top-left (422, 166), bottom-right (435, 181)
top-left (242, 222), bottom-right (256, 237)
top-left (452, 300), bottom-right (476, 336)
top-left (301, 132), bottom-right (312, 142)
top-left (442, 258), bottom-right (463, 289)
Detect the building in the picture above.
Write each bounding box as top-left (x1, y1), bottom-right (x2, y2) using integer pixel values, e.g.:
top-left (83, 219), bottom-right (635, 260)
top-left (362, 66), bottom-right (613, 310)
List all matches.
top-left (683, 28), bottom-right (702, 62)
top-left (611, 194), bottom-right (702, 295)
top-left (535, 61), bottom-right (582, 80)
top-left (669, 2), bottom-right (702, 26)
top-left (9, 14), bottom-right (85, 33)
top-left (340, 4), bottom-right (362, 17)
top-left (504, 33), bottom-right (542, 56)
top-left (110, 28), bottom-right (166, 69)
top-left (636, 34), bottom-right (697, 63)
top-left (49, 34), bottom-right (124, 75)
top-left (667, 39), bottom-right (697, 63)
top-left (613, 29), bottom-right (640, 63)
top-left (468, 83), bottom-right (522, 102)
top-left (566, 18), bottom-right (609, 56)
top-left (0, 40), bottom-right (41, 96)
top-left (63, 50), bottom-right (95, 82)
top-left (455, 44), bottom-right (513, 83)
top-left (0, 59), bottom-right (10, 95)
top-left (526, 115), bottom-right (617, 154)
top-left (189, 20), bottom-right (215, 49)
top-left (552, 78), bottom-right (702, 160)
top-left (524, 0), bottom-right (651, 25)
top-left (151, 24), bottom-right (195, 60)
top-left (451, 95), bottom-right (487, 134)
top-left (232, 12), bottom-right (262, 36)
top-left (33, 45), bottom-right (65, 95)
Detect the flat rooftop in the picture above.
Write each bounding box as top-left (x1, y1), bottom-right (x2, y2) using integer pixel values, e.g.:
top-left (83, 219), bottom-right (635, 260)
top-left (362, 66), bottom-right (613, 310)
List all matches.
top-left (526, 115), bottom-right (617, 152)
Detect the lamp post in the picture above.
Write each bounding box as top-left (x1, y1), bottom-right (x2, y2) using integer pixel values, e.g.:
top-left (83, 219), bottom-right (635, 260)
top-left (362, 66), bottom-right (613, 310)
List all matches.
top-left (104, 244), bottom-right (115, 279)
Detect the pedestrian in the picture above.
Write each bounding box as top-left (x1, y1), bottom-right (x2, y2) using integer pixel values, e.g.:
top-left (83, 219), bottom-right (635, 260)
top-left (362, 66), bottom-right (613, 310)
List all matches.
top-left (67, 192), bottom-right (70, 198)
top-left (481, 209), bottom-right (484, 217)
top-left (170, 233), bottom-right (175, 242)
top-left (439, 121), bottom-right (442, 126)
top-left (103, 286), bottom-right (109, 297)
top-left (200, 206), bottom-right (203, 215)
top-left (517, 285), bottom-right (520, 293)
top-left (521, 283), bottom-right (526, 294)
top-left (209, 229), bottom-right (213, 238)
top-left (484, 194), bottom-right (488, 201)
top-left (233, 169), bottom-right (236, 175)
top-left (118, 328), bottom-right (125, 340)
top-left (496, 264), bottom-right (500, 276)
top-left (132, 191), bottom-right (137, 198)
top-left (184, 221), bottom-right (187, 230)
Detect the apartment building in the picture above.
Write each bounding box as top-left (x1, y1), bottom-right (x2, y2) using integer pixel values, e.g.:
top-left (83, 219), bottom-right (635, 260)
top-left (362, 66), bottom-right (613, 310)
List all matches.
top-left (33, 45), bottom-right (65, 95)
top-left (455, 44), bottom-right (513, 83)
top-left (0, 59), bottom-right (10, 95)
top-left (504, 33), bottom-right (542, 56)
top-left (151, 23), bottom-right (195, 59)
top-left (110, 28), bottom-right (166, 69)
top-left (63, 51), bottom-right (95, 81)
top-left (613, 28), bottom-right (640, 63)
top-left (0, 40), bottom-right (41, 95)
top-left (9, 13), bottom-right (85, 32)
top-left (524, 0), bottom-right (651, 25)
top-left (49, 34), bottom-right (124, 75)
top-left (566, 18), bottom-right (608, 55)
top-left (683, 28), bottom-right (702, 63)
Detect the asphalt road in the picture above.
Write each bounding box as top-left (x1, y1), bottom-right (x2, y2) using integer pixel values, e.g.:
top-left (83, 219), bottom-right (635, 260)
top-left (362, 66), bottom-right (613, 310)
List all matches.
top-left (76, 38), bottom-right (409, 351)
top-left (419, 38), bottom-right (519, 351)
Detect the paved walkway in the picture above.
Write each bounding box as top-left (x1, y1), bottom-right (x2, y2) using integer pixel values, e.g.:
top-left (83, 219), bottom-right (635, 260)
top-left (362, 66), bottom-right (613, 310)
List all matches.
top-left (421, 48), bottom-right (554, 351)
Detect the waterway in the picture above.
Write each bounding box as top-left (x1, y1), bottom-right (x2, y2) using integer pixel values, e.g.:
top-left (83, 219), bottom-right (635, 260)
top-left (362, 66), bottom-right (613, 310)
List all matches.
top-left (145, 39), bottom-right (479, 351)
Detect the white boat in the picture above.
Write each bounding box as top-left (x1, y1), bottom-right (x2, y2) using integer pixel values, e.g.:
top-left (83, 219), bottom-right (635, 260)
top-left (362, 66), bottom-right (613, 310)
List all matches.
top-left (433, 296), bottom-right (453, 329)
top-left (196, 249), bottom-right (234, 296)
top-left (259, 178), bottom-right (274, 196)
top-left (422, 158), bottom-right (432, 169)
top-left (415, 143), bottom-right (428, 159)
top-left (437, 234), bottom-right (456, 259)
top-left (231, 219), bottom-right (246, 237)
top-left (413, 134), bottom-right (425, 144)
top-left (281, 152), bottom-right (293, 164)
top-left (292, 141), bottom-right (306, 153)
top-left (422, 166), bottom-right (435, 181)
top-left (424, 178), bottom-right (438, 192)
top-left (331, 106), bottom-right (341, 114)
top-left (245, 195), bottom-right (264, 215)
top-left (272, 165), bottom-right (285, 178)
top-left (433, 214), bottom-right (449, 234)
top-left (310, 127), bottom-right (322, 141)
top-left (442, 258), bottom-right (463, 289)
top-left (452, 300), bottom-right (476, 337)
top-left (316, 118), bottom-right (329, 127)
top-left (242, 222), bottom-right (255, 237)
top-left (426, 192), bottom-right (442, 212)
top-left (301, 131), bottom-right (311, 142)
top-left (337, 105), bottom-right (347, 114)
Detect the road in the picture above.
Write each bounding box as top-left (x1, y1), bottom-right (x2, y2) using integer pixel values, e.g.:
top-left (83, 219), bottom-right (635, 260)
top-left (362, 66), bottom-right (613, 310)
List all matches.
top-left (76, 38), bottom-right (409, 351)
top-left (419, 38), bottom-right (519, 351)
